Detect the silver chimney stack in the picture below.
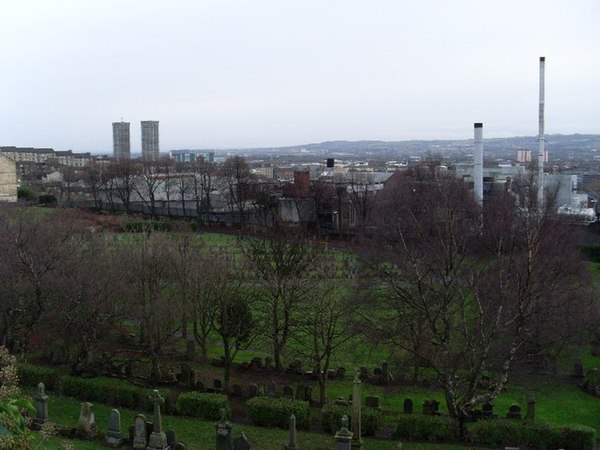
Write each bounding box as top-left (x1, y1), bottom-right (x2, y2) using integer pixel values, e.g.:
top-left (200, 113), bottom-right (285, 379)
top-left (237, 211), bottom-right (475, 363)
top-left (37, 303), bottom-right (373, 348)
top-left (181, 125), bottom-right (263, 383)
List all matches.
top-left (537, 56), bottom-right (545, 208)
top-left (473, 123), bottom-right (484, 206)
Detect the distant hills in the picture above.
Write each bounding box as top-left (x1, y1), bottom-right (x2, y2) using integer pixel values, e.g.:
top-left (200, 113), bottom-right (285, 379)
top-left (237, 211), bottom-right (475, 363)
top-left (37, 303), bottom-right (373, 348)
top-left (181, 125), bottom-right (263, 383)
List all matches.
top-left (236, 134), bottom-right (600, 161)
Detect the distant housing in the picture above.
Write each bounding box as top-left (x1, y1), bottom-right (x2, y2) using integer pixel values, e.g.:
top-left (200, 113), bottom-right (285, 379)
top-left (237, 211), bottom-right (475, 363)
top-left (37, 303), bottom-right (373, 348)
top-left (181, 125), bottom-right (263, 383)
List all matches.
top-left (0, 146), bottom-right (92, 167)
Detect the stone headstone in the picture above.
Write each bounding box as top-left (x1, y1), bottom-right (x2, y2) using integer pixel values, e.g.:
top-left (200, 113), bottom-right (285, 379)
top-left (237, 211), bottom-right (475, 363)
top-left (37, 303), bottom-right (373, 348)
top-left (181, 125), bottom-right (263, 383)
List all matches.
top-left (573, 357), bottom-right (584, 378)
top-left (76, 402), bottom-right (97, 439)
top-left (33, 382), bottom-right (49, 430)
top-left (334, 397), bottom-right (349, 406)
top-left (285, 414), bottom-right (298, 450)
top-left (304, 385), bottom-right (313, 404)
top-left (233, 432), bottom-right (250, 450)
top-left (282, 385), bottom-right (294, 399)
top-left (482, 402), bottom-right (494, 419)
top-left (334, 415), bottom-right (353, 450)
top-left (186, 340), bottom-right (196, 361)
top-left (248, 384), bottom-right (258, 398)
top-left (266, 383), bottom-right (277, 398)
top-left (232, 384), bottom-right (243, 396)
top-left (359, 367), bottom-right (368, 380)
top-left (336, 367), bottom-right (346, 379)
top-left (506, 403), bottom-right (522, 420)
top-left (133, 414), bottom-right (148, 449)
top-left (365, 395), bottom-right (380, 409)
top-left (216, 409), bottom-right (233, 450)
top-left (250, 357), bottom-right (263, 371)
top-left (381, 360), bottom-right (390, 384)
top-left (422, 399), bottom-right (440, 416)
top-left (526, 394), bottom-right (536, 420)
top-left (403, 398), bottom-right (413, 414)
top-left (264, 357), bottom-right (274, 371)
top-left (166, 430), bottom-right (176, 447)
top-left (147, 390), bottom-right (169, 449)
top-left (106, 409), bottom-right (123, 447)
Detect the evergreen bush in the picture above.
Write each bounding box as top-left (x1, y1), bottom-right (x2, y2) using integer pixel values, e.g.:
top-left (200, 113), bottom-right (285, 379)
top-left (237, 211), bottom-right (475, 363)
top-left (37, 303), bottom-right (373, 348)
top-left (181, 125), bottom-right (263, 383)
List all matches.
top-left (247, 397), bottom-right (310, 429)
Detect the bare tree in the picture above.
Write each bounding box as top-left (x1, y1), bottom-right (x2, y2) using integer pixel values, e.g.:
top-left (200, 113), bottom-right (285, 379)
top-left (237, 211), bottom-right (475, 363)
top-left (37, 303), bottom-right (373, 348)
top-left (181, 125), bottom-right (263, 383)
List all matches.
top-left (293, 254), bottom-right (358, 404)
top-left (132, 157), bottom-right (167, 218)
top-left (106, 158), bottom-right (140, 214)
top-left (243, 226), bottom-right (321, 371)
top-left (121, 232), bottom-right (180, 382)
top-left (361, 174), bottom-right (592, 438)
top-left (222, 156), bottom-right (253, 227)
top-left (0, 208), bottom-right (83, 351)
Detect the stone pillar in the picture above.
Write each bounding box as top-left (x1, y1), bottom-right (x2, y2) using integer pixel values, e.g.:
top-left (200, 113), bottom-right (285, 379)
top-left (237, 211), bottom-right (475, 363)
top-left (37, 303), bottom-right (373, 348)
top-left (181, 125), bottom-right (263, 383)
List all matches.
top-left (351, 369), bottom-right (362, 449)
top-left (334, 415), bottom-right (353, 450)
top-left (216, 408), bottom-right (233, 450)
top-left (32, 382), bottom-right (49, 430)
top-left (526, 393), bottom-right (536, 421)
top-left (106, 409), bottom-right (123, 447)
top-left (285, 414), bottom-right (299, 450)
top-left (147, 390), bottom-right (169, 449)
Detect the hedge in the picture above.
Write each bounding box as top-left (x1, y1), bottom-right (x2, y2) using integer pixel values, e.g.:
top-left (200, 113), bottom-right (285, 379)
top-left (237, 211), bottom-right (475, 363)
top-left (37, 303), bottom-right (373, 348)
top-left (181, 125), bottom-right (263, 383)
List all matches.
top-left (18, 363), bottom-right (58, 390)
top-left (469, 419), bottom-right (597, 450)
top-left (393, 414), bottom-right (459, 442)
top-left (246, 397), bottom-right (310, 430)
top-left (321, 403), bottom-right (382, 436)
top-left (176, 392), bottom-right (230, 421)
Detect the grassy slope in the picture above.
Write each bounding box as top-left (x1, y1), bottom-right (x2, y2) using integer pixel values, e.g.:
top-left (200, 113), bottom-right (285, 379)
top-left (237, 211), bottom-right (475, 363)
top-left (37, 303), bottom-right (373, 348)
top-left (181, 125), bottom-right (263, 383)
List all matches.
top-left (37, 392), bottom-right (489, 450)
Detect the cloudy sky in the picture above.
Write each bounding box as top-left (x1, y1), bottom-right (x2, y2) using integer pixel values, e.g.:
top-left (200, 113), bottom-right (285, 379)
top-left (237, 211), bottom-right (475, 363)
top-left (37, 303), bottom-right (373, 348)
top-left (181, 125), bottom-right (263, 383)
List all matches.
top-left (1, 0), bottom-right (598, 153)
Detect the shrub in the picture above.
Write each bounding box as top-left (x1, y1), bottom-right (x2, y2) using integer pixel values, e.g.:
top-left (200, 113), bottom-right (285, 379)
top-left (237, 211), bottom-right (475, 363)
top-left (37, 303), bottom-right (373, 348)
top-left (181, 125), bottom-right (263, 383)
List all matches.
top-left (393, 414), bottom-right (459, 442)
top-left (61, 376), bottom-right (110, 404)
top-left (469, 419), bottom-right (597, 450)
top-left (176, 392), bottom-right (230, 421)
top-left (321, 403), bottom-right (382, 436)
top-left (17, 364), bottom-right (58, 390)
top-left (247, 397), bottom-right (310, 430)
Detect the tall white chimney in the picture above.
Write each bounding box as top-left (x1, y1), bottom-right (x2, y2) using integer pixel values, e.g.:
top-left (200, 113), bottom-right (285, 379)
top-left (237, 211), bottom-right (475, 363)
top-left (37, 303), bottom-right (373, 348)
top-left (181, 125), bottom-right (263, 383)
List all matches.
top-left (537, 56), bottom-right (545, 208)
top-left (474, 122), bottom-right (484, 206)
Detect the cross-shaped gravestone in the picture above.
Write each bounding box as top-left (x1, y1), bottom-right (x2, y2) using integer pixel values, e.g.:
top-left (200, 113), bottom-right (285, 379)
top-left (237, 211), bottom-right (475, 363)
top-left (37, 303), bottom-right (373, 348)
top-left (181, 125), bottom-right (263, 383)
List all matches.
top-left (147, 390), bottom-right (169, 450)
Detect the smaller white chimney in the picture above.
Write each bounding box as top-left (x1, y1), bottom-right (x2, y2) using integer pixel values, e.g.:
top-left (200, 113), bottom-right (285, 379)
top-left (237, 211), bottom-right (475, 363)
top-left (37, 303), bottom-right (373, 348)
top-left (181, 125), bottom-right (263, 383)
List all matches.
top-left (474, 122), bottom-right (483, 206)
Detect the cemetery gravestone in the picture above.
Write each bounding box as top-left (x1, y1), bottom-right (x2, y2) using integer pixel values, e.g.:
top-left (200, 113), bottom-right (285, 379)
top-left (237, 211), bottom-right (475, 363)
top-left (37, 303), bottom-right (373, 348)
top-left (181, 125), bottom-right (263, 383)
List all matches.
top-left (147, 390), bottom-right (169, 450)
top-left (233, 432), bottom-right (250, 450)
top-left (334, 415), bottom-right (354, 450)
top-left (77, 402), bottom-right (96, 439)
top-left (105, 409), bottom-right (123, 447)
top-left (365, 395), bottom-right (380, 409)
top-left (482, 402), bottom-right (494, 419)
top-left (133, 414), bottom-right (148, 449)
top-left (526, 395), bottom-right (536, 420)
top-left (266, 383), bottom-right (277, 398)
top-left (285, 414), bottom-right (299, 450)
top-left (248, 384), bottom-right (258, 398)
top-left (33, 382), bottom-right (49, 430)
top-left (506, 403), bottom-right (522, 420)
top-left (403, 398), bottom-right (413, 414)
top-left (283, 385), bottom-right (294, 399)
top-left (216, 409), bottom-right (233, 450)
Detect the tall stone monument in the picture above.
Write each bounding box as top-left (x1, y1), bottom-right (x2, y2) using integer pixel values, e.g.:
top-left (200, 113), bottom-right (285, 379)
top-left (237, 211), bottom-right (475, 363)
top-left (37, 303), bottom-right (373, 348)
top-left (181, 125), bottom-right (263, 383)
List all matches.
top-left (147, 390), bottom-right (169, 450)
top-left (32, 382), bottom-right (49, 430)
top-left (351, 369), bottom-right (362, 449)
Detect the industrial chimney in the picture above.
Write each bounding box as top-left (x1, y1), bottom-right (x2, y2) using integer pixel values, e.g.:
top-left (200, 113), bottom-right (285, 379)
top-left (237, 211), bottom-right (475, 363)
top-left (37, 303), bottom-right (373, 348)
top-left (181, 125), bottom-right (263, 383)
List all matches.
top-left (537, 56), bottom-right (545, 208)
top-left (473, 123), bottom-right (483, 206)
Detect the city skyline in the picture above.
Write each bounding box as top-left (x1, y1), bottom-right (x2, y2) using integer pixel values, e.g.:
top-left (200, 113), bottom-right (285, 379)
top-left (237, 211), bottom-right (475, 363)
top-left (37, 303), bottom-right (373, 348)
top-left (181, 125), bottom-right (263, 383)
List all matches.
top-left (1, 1), bottom-right (599, 153)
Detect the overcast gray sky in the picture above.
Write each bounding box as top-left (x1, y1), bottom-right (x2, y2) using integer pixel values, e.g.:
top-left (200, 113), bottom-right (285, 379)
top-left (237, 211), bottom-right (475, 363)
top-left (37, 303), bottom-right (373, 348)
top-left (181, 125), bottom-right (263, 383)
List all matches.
top-left (1, 0), bottom-right (598, 153)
